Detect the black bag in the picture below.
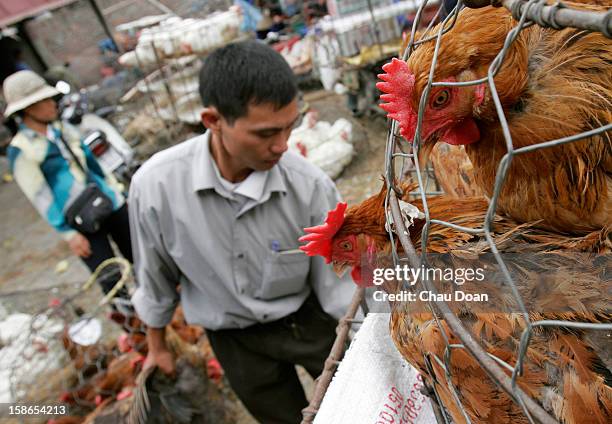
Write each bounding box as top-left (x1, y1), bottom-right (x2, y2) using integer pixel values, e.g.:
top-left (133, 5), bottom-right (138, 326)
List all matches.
top-left (58, 128), bottom-right (114, 233)
top-left (64, 183), bottom-right (114, 233)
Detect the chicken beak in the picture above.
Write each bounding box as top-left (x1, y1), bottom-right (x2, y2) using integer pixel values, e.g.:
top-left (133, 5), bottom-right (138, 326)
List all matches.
top-left (332, 262), bottom-right (349, 278)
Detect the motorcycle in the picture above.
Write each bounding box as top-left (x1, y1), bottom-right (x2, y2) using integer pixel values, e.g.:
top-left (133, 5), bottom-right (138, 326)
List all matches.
top-left (54, 80), bottom-right (138, 186)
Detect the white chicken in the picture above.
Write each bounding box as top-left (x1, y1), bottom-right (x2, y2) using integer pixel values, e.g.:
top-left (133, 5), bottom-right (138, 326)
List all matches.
top-left (288, 111), bottom-right (354, 179)
top-left (118, 8), bottom-right (242, 69)
top-left (0, 312), bottom-right (64, 402)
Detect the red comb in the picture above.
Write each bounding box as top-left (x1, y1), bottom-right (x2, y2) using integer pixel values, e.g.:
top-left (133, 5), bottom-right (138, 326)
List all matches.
top-left (377, 58), bottom-right (418, 141)
top-left (299, 202), bottom-right (347, 264)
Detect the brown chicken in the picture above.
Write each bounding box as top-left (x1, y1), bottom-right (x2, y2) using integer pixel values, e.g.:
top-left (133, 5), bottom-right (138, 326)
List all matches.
top-left (61, 350), bottom-right (144, 406)
top-left (300, 183), bottom-right (612, 423)
top-left (169, 305), bottom-right (205, 344)
top-left (110, 304), bottom-right (204, 356)
top-left (429, 143), bottom-right (482, 197)
top-left (127, 326), bottom-right (236, 424)
top-left (59, 313), bottom-right (226, 423)
top-left (62, 328), bottom-right (113, 380)
top-left (378, 3), bottom-right (612, 234)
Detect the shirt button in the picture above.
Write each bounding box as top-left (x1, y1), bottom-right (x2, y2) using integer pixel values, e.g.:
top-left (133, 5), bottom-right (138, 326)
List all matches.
top-left (263, 314), bottom-right (268, 319)
top-left (240, 288), bottom-right (245, 294)
top-left (237, 253), bottom-right (244, 259)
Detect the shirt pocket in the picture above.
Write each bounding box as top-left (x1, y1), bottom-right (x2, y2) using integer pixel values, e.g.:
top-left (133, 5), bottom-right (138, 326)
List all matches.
top-left (258, 250), bottom-right (310, 300)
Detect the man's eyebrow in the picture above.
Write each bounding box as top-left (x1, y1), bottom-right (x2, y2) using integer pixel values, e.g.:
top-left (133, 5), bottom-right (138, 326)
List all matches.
top-left (250, 116), bottom-right (301, 133)
top-left (250, 126), bottom-right (283, 134)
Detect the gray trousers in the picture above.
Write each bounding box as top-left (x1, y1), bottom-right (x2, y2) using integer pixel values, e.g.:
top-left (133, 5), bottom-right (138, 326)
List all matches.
top-left (206, 293), bottom-right (337, 424)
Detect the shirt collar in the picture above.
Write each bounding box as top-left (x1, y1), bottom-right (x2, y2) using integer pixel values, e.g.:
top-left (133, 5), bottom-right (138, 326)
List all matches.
top-left (192, 131), bottom-right (286, 201)
top-left (19, 123), bottom-right (46, 141)
top-left (19, 121), bottom-right (61, 141)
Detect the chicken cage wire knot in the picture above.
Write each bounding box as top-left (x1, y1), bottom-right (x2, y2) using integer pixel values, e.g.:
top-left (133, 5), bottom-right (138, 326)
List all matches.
top-left (529, 0), bottom-right (550, 28)
top-left (509, 0), bottom-right (531, 21)
top-left (510, 0), bottom-right (565, 30)
top-left (463, 0), bottom-right (612, 36)
top-left (547, 1), bottom-right (567, 30)
top-left (510, 0), bottom-right (612, 36)
top-left (603, 8), bottom-right (612, 38)
top-left (381, 0), bottom-right (612, 422)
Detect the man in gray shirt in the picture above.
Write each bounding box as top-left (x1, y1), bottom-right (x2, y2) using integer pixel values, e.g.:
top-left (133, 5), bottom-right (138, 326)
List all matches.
top-left (129, 40), bottom-right (354, 423)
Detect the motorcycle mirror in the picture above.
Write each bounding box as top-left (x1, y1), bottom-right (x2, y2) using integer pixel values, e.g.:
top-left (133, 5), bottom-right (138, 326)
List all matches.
top-left (55, 80), bottom-right (71, 95)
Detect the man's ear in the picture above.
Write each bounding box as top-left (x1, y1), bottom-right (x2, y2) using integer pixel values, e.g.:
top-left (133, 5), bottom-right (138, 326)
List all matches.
top-left (201, 107), bottom-right (222, 131)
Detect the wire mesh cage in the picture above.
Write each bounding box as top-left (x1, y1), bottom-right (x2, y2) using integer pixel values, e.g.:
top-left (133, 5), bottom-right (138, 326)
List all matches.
top-left (0, 256), bottom-right (239, 423)
top-left (303, 1), bottom-right (611, 423)
top-left (0, 258), bottom-right (146, 423)
top-left (381, 0), bottom-right (612, 423)
top-left (117, 6), bottom-right (246, 130)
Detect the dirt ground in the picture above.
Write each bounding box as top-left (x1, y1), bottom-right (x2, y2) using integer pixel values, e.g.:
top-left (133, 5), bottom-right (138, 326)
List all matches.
top-left (0, 90), bottom-right (389, 423)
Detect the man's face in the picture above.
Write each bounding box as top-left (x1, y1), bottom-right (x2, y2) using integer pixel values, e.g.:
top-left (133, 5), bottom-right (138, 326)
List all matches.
top-left (218, 99), bottom-right (299, 171)
top-left (24, 98), bottom-right (58, 123)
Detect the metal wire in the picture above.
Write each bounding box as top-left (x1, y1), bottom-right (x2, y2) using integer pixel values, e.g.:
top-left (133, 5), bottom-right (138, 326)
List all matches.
top-left (384, 0), bottom-right (612, 423)
top-left (131, 45), bottom-right (176, 138)
top-left (1, 258), bottom-right (145, 420)
top-left (500, 0), bottom-right (612, 36)
top-left (151, 40), bottom-right (180, 124)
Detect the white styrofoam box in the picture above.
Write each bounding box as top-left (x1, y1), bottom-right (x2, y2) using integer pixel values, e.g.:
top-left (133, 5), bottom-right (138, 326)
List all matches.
top-left (314, 313), bottom-right (436, 424)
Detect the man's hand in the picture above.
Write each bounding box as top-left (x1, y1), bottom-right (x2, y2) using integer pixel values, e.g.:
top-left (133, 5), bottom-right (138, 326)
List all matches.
top-left (146, 326), bottom-right (176, 377)
top-left (68, 233), bottom-right (91, 257)
top-left (144, 349), bottom-right (176, 378)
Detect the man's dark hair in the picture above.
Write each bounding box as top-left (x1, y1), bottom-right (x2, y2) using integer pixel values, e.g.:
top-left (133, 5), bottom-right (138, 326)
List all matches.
top-left (4, 111), bottom-right (23, 137)
top-left (198, 40), bottom-right (298, 124)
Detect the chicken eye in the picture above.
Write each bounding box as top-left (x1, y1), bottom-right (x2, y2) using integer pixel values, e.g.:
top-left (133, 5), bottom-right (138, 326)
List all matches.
top-left (431, 90), bottom-right (450, 109)
top-left (340, 241), bottom-right (352, 251)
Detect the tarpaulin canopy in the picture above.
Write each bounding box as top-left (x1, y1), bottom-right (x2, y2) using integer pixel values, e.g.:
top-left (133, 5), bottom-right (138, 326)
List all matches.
top-left (0, 0), bottom-right (76, 27)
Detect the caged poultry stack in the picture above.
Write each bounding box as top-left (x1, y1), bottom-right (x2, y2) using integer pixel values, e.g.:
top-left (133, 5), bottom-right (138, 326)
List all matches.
top-left (56, 306), bottom-right (235, 424)
top-left (0, 272), bottom-right (236, 424)
top-left (300, 181), bottom-right (611, 424)
top-left (301, 0), bottom-right (611, 423)
top-left (378, 0), bottom-right (611, 234)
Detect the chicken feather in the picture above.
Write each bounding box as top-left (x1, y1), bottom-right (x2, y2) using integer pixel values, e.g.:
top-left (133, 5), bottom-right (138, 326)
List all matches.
top-left (379, 3), bottom-right (612, 234)
top-left (301, 182), bottom-right (611, 423)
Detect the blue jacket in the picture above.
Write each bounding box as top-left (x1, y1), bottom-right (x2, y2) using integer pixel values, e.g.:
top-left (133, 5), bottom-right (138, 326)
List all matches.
top-left (8, 121), bottom-right (124, 240)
